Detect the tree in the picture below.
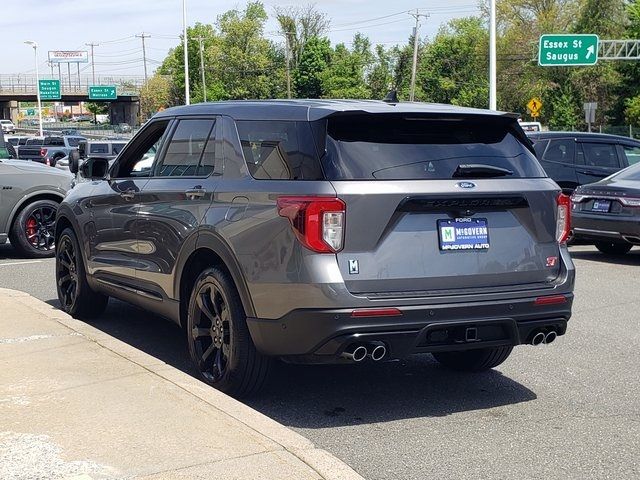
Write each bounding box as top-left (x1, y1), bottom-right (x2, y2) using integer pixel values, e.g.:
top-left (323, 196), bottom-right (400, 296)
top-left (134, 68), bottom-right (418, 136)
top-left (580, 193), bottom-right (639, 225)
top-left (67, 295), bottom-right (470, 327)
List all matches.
top-left (321, 35), bottom-right (372, 99)
top-left (548, 89), bottom-right (581, 130)
top-left (368, 45), bottom-right (395, 99)
top-left (625, 95), bottom-right (640, 126)
top-left (274, 4), bottom-right (330, 70)
top-left (294, 37), bottom-right (331, 98)
top-left (139, 74), bottom-right (172, 120)
top-left (85, 102), bottom-right (108, 124)
top-left (418, 17), bottom-right (489, 108)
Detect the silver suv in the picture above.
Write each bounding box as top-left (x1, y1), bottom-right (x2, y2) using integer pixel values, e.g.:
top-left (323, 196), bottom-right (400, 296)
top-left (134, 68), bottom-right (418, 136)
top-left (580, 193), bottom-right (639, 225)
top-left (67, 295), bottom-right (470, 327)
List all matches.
top-left (55, 100), bottom-right (575, 397)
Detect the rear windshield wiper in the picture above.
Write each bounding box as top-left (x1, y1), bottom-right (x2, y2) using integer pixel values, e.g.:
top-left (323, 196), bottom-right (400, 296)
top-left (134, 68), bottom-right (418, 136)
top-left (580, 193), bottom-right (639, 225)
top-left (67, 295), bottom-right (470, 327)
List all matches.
top-left (452, 164), bottom-right (514, 178)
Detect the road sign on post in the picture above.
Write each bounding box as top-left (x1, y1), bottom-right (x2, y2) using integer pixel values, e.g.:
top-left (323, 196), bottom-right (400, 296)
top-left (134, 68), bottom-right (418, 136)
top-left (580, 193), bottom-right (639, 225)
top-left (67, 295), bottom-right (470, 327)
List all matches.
top-left (527, 98), bottom-right (543, 117)
top-left (38, 80), bottom-right (61, 100)
top-left (539, 34), bottom-right (599, 66)
top-left (88, 85), bottom-right (117, 100)
top-left (584, 102), bottom-right (597, 132)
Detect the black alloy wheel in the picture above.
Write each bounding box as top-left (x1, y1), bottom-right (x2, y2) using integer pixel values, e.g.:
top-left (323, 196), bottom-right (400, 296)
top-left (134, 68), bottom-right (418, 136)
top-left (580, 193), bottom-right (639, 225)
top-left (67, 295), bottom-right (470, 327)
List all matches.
top-left (190, 280), bottom-right (231, 383)
top-left (10, 200), bottom-right (59, 258)
top-left (25, 205), bottom-right (56, 252)
top-left (55, 228), bottom-right (109, 318)
top-left (186, 267), bottom-right (270, 397)
top-left (56, 235), bottom-right (78, 310)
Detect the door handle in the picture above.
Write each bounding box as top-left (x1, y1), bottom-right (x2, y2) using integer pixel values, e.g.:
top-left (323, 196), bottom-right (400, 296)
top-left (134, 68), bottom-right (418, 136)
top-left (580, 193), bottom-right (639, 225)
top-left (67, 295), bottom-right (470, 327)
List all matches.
top-left (120, 189), bottom-right (136, 200)
top-left (185, 188), bottom-right (206, 200)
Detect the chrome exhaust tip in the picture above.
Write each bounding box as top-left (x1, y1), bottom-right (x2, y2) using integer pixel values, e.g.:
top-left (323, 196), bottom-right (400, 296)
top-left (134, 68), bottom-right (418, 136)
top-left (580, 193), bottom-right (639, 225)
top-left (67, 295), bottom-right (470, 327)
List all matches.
top-left (341, 344), bottom-right (368, 362)
top-left (370, 344), bottom-right (387, 361)
top-left (531, 332), bottom-right (545, 346)
top-left (544, 330), bottom-right (557, 345)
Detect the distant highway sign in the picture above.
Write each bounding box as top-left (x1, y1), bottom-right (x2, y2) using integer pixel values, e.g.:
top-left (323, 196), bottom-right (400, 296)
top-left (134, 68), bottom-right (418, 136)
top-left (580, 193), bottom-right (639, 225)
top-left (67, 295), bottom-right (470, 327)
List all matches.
top-left (88, 85), bottom-right (117, 100)
top-left (539, 34), bottom-right (599, 66)
top-left (39, 80), bottom-right (61, 100)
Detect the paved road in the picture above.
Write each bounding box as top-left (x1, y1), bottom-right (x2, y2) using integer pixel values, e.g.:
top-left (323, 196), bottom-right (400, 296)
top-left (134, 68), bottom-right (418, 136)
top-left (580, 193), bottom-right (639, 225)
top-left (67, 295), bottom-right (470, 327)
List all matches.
top-left (1, 242), bottom-right (639, 479)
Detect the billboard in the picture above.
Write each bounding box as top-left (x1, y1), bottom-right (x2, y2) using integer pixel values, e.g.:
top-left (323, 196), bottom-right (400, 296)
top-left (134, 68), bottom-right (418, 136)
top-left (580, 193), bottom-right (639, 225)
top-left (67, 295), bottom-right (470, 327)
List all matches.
top-left (48, 51), bottom-right (89, 63)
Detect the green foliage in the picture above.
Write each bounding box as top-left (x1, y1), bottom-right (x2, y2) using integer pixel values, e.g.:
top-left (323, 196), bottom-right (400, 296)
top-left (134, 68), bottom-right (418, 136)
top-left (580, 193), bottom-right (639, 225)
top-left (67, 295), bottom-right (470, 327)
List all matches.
top-left (85, 102), bottom-right (108, 115)
top-left (293, 37), bottom-right (331, 98)
top-left (321, 36), bottom-right (372, 99)
top-left (418, 17), bottom-right (489, 108)
top-left (548, 90), bottom-right (581, 130)
top-left (139, 75), bottom-right (172, 120)
top-left (625, 95), bottom-right (640, 126)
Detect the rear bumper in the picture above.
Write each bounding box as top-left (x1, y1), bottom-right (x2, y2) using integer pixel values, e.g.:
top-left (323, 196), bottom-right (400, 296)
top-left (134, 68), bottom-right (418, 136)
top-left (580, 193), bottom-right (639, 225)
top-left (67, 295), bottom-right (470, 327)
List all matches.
top-left (573, 213), bottom-right (640, 243)
top-left (246, 293), bottom-right (573, 360)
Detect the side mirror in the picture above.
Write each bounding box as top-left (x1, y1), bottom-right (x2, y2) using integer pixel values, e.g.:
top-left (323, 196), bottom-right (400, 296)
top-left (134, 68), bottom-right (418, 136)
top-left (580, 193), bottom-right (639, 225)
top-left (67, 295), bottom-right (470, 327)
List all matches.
top-left (69, 150), bottom-right (80, 174)
top-left (79, 157), bottom-right (110, 180)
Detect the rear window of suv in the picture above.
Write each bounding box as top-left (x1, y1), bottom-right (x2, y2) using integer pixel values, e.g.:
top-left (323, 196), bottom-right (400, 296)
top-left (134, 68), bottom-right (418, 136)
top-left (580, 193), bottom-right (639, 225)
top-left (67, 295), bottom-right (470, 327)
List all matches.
top-left (322, 114), bottom-right (545, 180)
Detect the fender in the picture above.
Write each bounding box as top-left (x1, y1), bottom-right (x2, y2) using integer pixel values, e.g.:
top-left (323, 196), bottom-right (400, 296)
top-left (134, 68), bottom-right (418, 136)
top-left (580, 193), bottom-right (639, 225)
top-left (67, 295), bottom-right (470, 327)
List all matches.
top-left (5, 188), bottom-right (65, 234)
top-left (174, 228), bottom-right (256, 318)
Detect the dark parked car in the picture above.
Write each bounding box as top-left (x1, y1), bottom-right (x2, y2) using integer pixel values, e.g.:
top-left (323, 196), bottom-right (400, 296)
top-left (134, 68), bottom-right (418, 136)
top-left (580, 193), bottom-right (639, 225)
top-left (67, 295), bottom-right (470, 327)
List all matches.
top-left (55, 100), bottom-right (575, 396)
top-left (528, 132), bottom-right (640, 194)
top-left (571, 162), bottom-right (640, 254)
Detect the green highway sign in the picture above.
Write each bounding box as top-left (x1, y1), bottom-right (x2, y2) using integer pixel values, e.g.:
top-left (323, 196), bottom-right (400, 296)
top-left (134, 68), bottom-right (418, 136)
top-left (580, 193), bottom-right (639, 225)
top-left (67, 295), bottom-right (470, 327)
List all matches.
top-left (539, 34), bottom-right (599, 66)
top-left (39, 79), bottom-right (61, 100)
top-left (88, 85), bottom-right (117, 100)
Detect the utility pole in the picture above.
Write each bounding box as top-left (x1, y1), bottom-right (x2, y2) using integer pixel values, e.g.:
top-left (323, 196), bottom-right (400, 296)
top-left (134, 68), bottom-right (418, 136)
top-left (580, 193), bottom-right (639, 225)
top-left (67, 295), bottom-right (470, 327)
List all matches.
top-left (86, 42), bottom-right (99, 85)
top-left (285, 32), bottom-right (292, 99)
top-left (409, 9), bottom-right (429, 102)
top-left (195, 36), bottom-right (207, 102)
top-left (135, 33), bottom-right (149, 83)
top-left (489, 0), bottom-right (497, 110)
top-left (182, 0), bottom-right (190, 105)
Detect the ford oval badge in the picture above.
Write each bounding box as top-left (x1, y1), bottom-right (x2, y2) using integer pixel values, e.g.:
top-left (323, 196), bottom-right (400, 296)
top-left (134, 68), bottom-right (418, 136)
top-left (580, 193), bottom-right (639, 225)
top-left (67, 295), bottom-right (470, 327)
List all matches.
top-left (457, 181), bottom-right (476, 189)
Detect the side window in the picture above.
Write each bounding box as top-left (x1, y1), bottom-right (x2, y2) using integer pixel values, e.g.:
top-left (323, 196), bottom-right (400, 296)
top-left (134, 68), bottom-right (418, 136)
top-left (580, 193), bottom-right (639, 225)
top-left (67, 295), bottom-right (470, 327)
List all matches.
top-left (542, 139), bottom-right (575, 164)
top-left (112, 120), bottom-right (170, 178)
top-left (581, 143), bottom-right (620, 168)
top-left (90, 144), bottom-right (109, 154)
top-left (154, 119), bottom-right (215, 177)
top-left (112, 143), bottom-right (127, 155)
top-left (236, 120), bottom-right (324, 180)
top-left (532, 139), bottom-right (548, 159)
top-left (622, 145), bottom-right (640, 166)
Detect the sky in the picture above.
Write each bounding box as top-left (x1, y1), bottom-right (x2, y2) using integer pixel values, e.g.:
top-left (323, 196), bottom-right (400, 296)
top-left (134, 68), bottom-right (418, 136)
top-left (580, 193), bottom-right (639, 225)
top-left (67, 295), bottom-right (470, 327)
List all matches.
top-left (0, 0), bottom-right (481, 78)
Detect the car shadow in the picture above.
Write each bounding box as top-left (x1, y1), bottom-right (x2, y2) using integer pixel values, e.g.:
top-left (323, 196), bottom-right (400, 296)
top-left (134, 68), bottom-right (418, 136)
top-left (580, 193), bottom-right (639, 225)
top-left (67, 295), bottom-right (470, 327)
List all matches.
top-left (570, 246), bottom-right (640, 266)
top-left (44, 296), bottom-right (537, 428)
top-left (0, 243), bottom-right (28, 260)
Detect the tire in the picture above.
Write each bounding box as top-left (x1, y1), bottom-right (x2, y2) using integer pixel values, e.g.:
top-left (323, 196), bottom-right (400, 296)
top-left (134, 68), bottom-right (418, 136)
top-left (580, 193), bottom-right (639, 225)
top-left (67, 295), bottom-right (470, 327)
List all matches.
top-left (51, 154), bottom-right (64, 167)
top-left (186, 267), bottom-right (271, 397)
top-left (432, 346), bottom-right (513, 372)
top-left (55, 227), bottom-right (109, 319)
top-left (9, 199), bottom-right (59, 258)
top-left (595, 241), bottom-right (633, 255)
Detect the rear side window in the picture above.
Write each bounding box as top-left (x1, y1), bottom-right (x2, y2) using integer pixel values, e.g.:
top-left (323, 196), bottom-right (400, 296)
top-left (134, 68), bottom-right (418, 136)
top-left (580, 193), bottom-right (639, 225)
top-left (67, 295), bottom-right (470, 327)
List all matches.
top-left (542, 139), bottom-right (575, 164)
top-left (154, 119), bottom-right (215, 177)
top-left (236, 121), bottom-right (323, 180)
top-left (623, 145), bottom-right (640, 165)
top-left (532, 139), bottom-right (548, 159)
top-left (44, 137), bottom-right (64, 146)
top-left (322, 115), bottom-right (545, 180)
top-left (66, 137), bottom-right (82, 147)
top-left (112, 143), bottom-right (127, 155)
top-left (581, 143), bottom-right (620, 168)
top-left (90, 144), bottom-right (109, 154)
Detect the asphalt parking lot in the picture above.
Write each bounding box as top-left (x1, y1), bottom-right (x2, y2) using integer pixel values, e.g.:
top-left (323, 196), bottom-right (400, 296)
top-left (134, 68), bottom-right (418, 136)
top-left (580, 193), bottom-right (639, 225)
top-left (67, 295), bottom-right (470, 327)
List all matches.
top-left (1, 242), bottom-right (638, 480)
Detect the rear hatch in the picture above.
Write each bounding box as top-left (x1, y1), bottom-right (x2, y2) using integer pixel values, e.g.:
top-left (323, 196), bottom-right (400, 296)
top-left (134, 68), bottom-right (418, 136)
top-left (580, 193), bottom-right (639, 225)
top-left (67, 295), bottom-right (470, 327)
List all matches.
top-left (320, 113), bottom-right (563, 296)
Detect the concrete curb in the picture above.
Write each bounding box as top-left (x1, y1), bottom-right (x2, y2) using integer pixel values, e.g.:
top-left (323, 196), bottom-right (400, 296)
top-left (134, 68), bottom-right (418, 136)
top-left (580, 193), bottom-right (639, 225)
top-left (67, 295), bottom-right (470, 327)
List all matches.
top-left (1, 288), bottom-right (364, 480)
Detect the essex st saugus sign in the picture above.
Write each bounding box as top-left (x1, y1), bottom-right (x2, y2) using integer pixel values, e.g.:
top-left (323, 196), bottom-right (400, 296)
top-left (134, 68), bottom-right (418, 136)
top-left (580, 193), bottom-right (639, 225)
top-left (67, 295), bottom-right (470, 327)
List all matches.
top-left (539, 34), bottom-right (599, 66)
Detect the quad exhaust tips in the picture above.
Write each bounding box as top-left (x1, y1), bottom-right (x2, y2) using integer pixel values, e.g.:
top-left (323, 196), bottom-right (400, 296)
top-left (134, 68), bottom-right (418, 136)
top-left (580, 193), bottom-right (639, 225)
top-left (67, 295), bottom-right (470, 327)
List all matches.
top-left (341, 342), bottom-right (387, 362)
top-left (530, 329), bottom-right (558, 346)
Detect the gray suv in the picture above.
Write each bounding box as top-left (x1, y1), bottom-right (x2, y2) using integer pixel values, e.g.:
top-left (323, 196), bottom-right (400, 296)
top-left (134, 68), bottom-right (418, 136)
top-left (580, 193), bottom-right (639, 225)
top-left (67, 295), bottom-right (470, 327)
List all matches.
top-left (55, 100), bottom-right (575, 396)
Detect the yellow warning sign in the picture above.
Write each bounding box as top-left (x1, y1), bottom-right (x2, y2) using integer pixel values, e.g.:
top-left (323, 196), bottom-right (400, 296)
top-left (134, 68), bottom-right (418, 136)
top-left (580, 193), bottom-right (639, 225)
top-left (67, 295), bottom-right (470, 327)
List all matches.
top-left (527, 98), bottom-right (543, 117)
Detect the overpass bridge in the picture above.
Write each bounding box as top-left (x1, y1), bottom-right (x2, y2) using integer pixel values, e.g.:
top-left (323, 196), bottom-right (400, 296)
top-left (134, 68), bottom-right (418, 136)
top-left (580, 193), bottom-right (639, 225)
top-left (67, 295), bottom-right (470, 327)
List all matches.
top-left (0, 74), bottom-right (146, 126)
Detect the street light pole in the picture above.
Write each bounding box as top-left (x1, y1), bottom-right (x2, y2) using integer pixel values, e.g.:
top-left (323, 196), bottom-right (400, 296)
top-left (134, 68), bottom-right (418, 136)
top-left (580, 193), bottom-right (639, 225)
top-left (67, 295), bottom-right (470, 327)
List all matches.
top-left (25, 41), bottom-right (43, 137)
top-left (182, 0), bottom-right (190, 105)
top-left (489, 0), bottom-right (497, 110)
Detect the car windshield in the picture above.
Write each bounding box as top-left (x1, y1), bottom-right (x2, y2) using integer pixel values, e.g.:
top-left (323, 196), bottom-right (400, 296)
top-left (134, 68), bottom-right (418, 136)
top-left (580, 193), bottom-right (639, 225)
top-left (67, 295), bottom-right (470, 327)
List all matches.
top-left (322, 114), bottom-right (545, 180)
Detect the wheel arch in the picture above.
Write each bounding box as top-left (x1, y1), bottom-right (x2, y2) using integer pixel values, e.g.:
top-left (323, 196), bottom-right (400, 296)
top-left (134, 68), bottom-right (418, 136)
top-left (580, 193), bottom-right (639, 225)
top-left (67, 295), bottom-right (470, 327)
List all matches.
top-left (7, 191), bottom-right (65, 234)
top-left (177, 233), bottom-right (256, 329)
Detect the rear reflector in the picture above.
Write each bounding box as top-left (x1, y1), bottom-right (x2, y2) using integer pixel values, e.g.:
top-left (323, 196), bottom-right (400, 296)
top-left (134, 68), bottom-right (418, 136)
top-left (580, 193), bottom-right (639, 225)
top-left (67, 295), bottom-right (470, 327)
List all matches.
top-left (556, 194), bottom-right (571, 244)
top-left (351, 308), bottom-right (403, 318)
top-left (534, 295), bottom-right (567, 306)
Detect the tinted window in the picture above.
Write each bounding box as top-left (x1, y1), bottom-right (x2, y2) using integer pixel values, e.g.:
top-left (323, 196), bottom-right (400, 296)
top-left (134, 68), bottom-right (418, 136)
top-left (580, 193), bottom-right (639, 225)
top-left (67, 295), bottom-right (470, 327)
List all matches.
top-left (113, 121), bottom-right (169, 178)
top-left (236, 121), bottom-right (324, 180)
top-left (66, 137), bottom-right (83, 147)
top-left (322, 115), bottom-right (545, 180)
top-left (623, 145), bottom-right (640, 166)
top-left (581, 143), bottom-right (619, 168)
top-left (44, 137), bottom-right (64, 146)
top-left (532, 139), bottom-right (548, 158)
top-left (90, 144), bottom-right (109, 154)
top-left (542, 139), bottom-right (574, 164)
top-left (26, 138), bottom-right (43, 146)
top-left (112, 143), bottom-right (127, 155)
top-left (155, 119), bottom-right (215, 177)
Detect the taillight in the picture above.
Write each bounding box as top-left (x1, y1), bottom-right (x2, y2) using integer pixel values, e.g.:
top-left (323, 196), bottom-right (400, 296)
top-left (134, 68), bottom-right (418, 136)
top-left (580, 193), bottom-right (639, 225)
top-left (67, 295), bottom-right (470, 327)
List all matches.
top-left (556, 193), bottom-right (571, 244)
top-left (277, 196), bottom-right (345, 253)
top-left (40, 148), bottom-right (47, 157)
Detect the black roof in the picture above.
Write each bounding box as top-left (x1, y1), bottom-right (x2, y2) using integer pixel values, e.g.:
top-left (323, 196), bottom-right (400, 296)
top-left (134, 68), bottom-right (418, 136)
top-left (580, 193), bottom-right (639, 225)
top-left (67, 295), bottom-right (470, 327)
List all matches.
top-left (154, 99), bottom-right (516, 122)
top-left (528, 131), bottom-right (640, 144)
